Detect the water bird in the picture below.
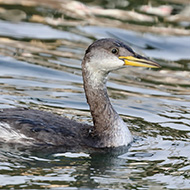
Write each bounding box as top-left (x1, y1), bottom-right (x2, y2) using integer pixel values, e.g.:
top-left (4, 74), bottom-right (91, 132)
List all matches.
top-left (0, 38), bottom-right (160, 149)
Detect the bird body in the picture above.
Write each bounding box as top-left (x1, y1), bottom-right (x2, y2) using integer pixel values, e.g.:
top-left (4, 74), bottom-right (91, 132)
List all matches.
top-left (0, 38), bottom-right (160, 150)
top-left (0, 108), bottom-right (90, 147)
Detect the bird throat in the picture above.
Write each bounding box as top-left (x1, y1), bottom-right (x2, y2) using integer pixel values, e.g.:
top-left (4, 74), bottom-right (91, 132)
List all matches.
top-left (82, 61), bottom-right (132, 147)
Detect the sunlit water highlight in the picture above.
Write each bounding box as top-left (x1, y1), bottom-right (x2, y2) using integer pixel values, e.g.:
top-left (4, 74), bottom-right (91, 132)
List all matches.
top-left (0, 0), bottom-right (190, 189)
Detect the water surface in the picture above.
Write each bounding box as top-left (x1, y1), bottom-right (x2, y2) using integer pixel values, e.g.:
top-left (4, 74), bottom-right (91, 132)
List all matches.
top-left (0, 0), bottom-right (190, 189)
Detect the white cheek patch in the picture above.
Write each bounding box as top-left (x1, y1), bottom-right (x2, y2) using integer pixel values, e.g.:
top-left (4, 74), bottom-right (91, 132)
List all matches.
top-left (0, 122), bottom-right (34, 145)
top-left (91, 50), bottom-right (124, 69)
top-left (85, 50), bottom-right (124, 89)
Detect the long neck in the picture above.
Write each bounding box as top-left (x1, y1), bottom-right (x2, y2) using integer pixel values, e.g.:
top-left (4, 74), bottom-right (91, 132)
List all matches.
top-left (84, 70), bottom-right (119, 133)
top-left (82, 60), bottom-right (132, 148)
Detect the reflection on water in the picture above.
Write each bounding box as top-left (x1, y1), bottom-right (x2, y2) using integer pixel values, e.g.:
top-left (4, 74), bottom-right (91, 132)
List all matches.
top-left (0, 0), bottom-right (190, 189)
top-left (79, 25), bottom-right (190, 61)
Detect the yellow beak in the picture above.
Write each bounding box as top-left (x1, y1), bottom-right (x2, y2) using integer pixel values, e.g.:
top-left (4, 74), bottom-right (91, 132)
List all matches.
top-left (119, 55), bottom-right (160, 68)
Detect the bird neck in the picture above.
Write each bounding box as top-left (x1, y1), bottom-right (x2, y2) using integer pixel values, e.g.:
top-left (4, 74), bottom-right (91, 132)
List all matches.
top-left (82, 61), bottom-right (132, 148)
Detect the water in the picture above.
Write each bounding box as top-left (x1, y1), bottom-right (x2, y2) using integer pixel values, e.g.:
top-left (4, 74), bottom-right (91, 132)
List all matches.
top-left (0, 0), bottom-right (190, 189)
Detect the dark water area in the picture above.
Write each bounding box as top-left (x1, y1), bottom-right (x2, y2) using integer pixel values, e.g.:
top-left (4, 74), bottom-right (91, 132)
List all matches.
top-left (0, 0), bottom-right (190, 189)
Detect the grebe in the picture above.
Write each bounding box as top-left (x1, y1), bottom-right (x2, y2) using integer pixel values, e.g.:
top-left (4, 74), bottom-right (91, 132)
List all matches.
top-left (0, 38), bottom-right (160, 149)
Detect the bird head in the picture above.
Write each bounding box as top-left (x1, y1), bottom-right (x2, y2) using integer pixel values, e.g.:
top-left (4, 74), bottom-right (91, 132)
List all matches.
top-left (83, 38), bottom-right (160, 73)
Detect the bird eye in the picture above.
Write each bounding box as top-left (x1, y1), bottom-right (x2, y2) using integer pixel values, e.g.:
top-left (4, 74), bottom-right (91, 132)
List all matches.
top-left (111, 48), bottom-right (118, 54)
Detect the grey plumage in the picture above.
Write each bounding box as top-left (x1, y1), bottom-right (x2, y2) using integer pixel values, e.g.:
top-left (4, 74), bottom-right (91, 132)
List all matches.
top-left (0, 38), bottom-right (160, 150)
